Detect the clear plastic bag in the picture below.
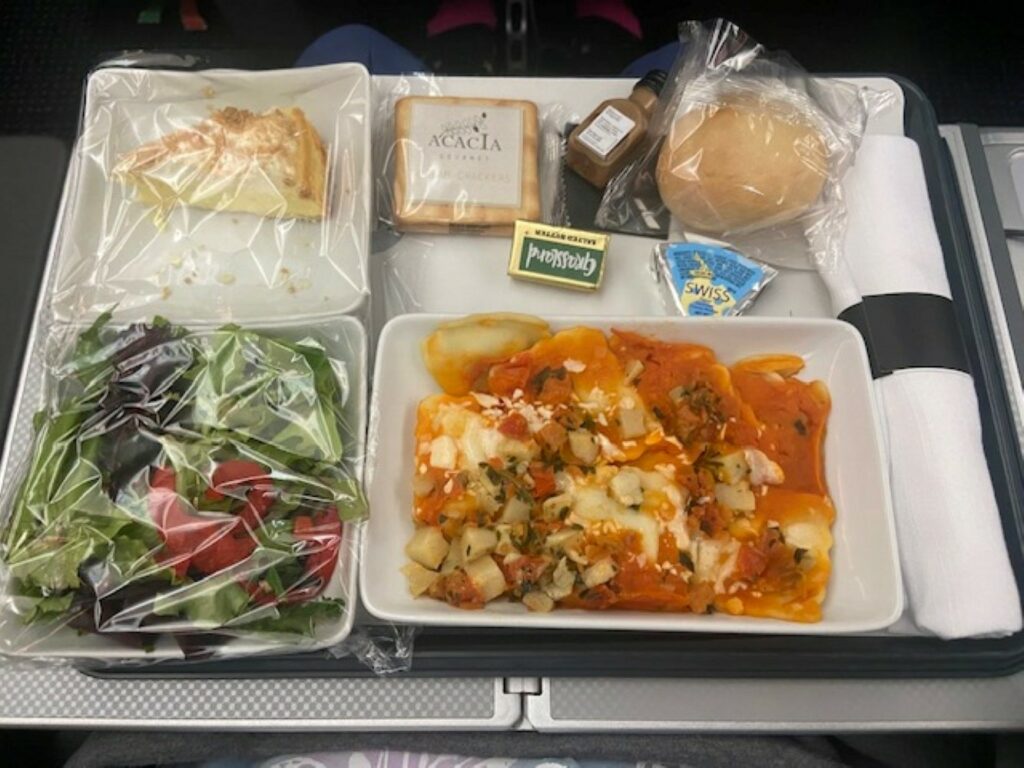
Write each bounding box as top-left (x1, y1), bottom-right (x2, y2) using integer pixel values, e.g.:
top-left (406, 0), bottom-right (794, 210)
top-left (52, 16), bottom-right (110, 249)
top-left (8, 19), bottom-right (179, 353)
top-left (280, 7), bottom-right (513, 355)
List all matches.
top-left (50, 60), bottom-right (372, 325)
top-left (0, 314), bottom-right (372, 661)
top-left (374, 74), bottom-right (573, 236)
top-left (598, 19), bottom-right (890, 271)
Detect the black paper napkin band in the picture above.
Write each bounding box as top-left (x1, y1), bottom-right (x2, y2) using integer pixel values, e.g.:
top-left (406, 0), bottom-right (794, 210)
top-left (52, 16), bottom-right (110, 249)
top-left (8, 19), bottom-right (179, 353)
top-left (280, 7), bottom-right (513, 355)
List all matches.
top-left (839, 293), bottom-right (969, 379)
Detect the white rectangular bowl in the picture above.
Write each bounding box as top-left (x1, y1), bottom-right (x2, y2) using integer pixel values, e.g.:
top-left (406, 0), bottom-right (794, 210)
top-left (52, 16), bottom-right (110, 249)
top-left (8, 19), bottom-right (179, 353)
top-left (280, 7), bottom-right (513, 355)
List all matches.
top-left (0, 315), bottom-right (367, 660)
top-left (50, 63), bottom-right (372, 324)
top-left (362, 314), bottom-right (903, 635)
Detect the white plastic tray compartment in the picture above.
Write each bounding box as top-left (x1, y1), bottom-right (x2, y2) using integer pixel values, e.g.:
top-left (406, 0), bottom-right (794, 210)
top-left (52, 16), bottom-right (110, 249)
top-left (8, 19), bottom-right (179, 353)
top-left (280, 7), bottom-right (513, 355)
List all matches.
top-left (362, 314), bottom-right (903, 635)
top-left (0, 314), bottom-right (367, 660)
top-left (51, 63), bottom-right (372, 324)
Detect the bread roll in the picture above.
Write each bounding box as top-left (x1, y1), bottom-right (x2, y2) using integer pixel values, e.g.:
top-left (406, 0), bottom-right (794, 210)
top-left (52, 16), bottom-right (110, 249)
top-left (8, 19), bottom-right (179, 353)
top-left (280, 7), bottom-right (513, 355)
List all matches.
top-left (656, 101), bottom-right (828, 233)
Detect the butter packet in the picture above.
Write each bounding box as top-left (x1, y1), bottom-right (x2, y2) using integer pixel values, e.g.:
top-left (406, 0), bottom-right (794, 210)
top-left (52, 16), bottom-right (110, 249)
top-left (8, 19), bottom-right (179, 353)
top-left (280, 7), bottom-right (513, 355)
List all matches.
top-left (653, 241), bottom-right (777, 316)
top-left (508, 220), bottom-right (609, 291)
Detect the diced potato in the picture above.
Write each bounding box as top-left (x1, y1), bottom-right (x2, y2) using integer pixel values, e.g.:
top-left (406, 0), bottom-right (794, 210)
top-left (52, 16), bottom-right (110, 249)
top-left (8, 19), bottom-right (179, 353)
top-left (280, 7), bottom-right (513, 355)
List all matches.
top-left (440, 535), bottom-right (462, 574)
top-left (440, 496), bottom-right (473, 520)
top-left (428, 436), bottom-right (458, 469)
top-left (693, 538), bottom-right (721, 583)
top-left (541, 493), bottom-right (574, 521)
top-left (709, 451), bottom-right (749, 484)
top-left (568, 429), bottom-right (599, 465)
top-left (582, 558), bottom-right (617, 588)
top-left (617, 406), bottom-right (647, 439)
top-left (545, 557), bottom-right (576, 600)
top-left (537, 421), bottom-right (568, 451)
top-left (545, 527), bottom-right (583, 552)
top-left (554, 471), bottom-right (573, 492)
top-left (522, 590), bottom-right (555, 612)
top-left (412, 472), bottom-right (435, 498)
top-left (405, 527), bottom-right (449, 569)
top-left (743, 448), bottom-right (784, 486)
top-left (500, 496), bottom-right (532, 523)
top-left (609, 469), bottom-right (644, 507)
top-left (402, 562), bottom-right (440, 597)
top-left (463, 556), bottom-right (507, 602)
top-left (567, 548), bottom-right (589, 566)
top-left (462, 526), bottom-right (498, 562)
top-left (493, 524), bottom-right (518, 556)
top-left (714, 481), bottom-right (756, 512)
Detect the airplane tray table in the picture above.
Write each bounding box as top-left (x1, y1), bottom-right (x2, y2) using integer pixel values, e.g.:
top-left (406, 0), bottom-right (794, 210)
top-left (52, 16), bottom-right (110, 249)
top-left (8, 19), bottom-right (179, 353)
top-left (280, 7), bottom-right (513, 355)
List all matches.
top-left (74, 75), bottom-right (1024, 681)
top-left (1, 72), bottom-right (1024, 732)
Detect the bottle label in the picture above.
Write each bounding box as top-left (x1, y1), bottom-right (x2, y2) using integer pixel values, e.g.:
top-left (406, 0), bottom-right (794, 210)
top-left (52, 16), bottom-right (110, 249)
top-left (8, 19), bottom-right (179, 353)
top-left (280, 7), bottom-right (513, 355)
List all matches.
top-left (577, 106), bottom-right (636, 159)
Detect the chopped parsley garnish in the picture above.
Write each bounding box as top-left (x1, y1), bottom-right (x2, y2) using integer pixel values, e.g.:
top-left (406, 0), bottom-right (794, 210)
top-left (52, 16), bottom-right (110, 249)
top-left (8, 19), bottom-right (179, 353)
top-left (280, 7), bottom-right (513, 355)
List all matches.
top-left (484, 465), bottom-right (503, 486)
top-left (531, 366), bottom-right (567, 391)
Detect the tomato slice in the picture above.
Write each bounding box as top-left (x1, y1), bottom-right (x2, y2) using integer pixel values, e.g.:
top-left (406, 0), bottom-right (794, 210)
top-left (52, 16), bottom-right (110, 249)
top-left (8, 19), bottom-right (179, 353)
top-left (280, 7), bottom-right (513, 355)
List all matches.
top-left (497, 411), bottom-right (529, 439)
top-left (150, 466), bottom-right (252, 576)
top-left (528, 463), bottom-right (557, 499)
top-left (487, 363), bottom-right (531, 396)
top-left (293, 508), bottom-right (343, 593)
top-left (736, 543), bottom-right (769, 581)
top-left (239, 486), bottom-right (275, 528)
top-left (211, 460), bottom-right (270, 493)
top-left (190, 524), bottom-right (257, 575)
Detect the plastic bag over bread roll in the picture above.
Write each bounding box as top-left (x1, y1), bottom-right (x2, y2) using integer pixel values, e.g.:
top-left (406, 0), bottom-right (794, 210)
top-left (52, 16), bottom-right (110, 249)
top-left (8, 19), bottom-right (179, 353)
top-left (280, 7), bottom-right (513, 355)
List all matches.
top-left (597, 18), bottom-right (892, 270)
top-left (656, 99), bottom-right (829, 234)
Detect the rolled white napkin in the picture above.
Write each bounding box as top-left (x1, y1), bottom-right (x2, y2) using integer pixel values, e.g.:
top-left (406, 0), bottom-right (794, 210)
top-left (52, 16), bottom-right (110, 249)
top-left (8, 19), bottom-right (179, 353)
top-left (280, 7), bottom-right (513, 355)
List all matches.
top-left (825, 134), bottom-right (1022, 638)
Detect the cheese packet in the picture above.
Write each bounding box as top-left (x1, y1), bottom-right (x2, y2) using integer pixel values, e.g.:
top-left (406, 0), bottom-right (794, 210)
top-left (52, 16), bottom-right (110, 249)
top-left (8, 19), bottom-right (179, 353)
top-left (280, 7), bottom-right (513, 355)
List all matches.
top-left (653, 240), bottom-right (777, 316)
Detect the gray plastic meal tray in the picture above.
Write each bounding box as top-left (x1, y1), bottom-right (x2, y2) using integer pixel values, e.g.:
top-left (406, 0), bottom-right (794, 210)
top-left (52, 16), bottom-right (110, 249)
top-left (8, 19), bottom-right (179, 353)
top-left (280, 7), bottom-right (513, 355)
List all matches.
top-left (83, 76), bottom-right (1024, 680)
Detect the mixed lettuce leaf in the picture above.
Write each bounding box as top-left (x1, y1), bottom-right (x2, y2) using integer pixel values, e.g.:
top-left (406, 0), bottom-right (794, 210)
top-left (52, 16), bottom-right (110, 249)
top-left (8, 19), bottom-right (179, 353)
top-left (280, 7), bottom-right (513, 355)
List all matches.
top-left (1, 315), bottom-right (364, 645)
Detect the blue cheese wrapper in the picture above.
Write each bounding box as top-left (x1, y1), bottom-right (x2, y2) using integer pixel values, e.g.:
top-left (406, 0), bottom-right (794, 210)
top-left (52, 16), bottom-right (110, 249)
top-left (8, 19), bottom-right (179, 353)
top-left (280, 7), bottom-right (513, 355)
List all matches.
top-left (652, 241), bottom-right (778, 317)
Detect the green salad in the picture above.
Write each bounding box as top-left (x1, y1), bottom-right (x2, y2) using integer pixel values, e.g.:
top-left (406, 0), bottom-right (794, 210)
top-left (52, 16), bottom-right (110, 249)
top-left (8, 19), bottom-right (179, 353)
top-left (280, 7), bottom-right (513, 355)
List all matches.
top-left (1, 314), bottom-right (365, 648)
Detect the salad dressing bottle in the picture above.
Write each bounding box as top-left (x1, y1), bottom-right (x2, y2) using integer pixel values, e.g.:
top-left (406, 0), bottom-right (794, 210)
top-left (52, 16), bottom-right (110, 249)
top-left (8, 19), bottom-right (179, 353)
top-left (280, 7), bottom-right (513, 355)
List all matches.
top-left (566, 69), bottom-right (667, 189)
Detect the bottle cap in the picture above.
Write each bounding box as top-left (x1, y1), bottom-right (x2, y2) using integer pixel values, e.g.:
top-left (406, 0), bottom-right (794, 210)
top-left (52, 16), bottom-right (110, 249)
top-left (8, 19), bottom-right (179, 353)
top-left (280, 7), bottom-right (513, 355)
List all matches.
top-left (636, 69), bottom-right (668, 96)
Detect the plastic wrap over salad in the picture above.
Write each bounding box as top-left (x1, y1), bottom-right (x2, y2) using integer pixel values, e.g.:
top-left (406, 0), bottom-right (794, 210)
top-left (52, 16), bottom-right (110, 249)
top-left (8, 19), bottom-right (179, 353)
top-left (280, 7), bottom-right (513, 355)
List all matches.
top-left (0, 314), bottom-right (366, 658)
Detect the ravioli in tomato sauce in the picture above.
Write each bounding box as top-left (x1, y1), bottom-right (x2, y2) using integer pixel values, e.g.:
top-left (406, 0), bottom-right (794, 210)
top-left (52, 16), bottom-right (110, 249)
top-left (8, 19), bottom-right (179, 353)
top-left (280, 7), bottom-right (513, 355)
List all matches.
top-left (403, 317), bottom-right (834, 623)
